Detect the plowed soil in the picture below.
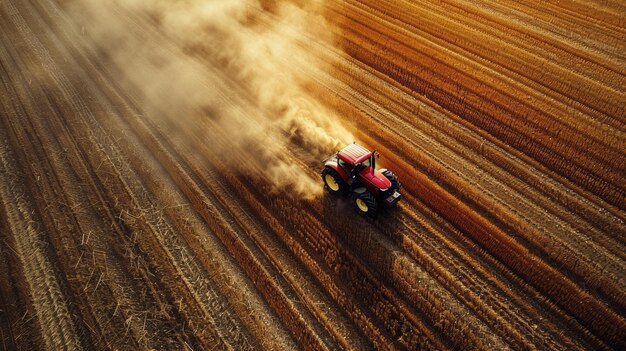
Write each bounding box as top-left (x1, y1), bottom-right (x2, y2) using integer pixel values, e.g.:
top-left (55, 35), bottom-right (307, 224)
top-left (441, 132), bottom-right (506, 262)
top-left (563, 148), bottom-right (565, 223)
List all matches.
top-left (1, 0), bottom-right (624, 350)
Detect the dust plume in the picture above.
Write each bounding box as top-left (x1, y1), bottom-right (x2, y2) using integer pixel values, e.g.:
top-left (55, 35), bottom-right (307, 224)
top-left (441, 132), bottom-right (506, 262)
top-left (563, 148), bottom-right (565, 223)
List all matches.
top-left (67, 0), bottom-right (353, 199)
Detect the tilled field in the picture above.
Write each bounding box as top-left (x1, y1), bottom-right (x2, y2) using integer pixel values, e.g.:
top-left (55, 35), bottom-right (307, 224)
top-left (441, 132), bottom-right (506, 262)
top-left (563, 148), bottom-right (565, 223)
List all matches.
top-left (0, 0), bottom-right (624, 350)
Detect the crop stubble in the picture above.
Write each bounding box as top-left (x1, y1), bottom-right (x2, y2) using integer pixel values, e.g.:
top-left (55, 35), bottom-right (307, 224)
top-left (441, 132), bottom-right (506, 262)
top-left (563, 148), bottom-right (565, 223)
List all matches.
top-left (0, 0), bottom-right (624, 350)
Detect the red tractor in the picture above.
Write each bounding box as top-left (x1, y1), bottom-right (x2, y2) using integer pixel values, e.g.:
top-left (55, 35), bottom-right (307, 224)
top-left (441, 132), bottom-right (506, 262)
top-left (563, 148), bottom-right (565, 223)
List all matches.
top-left (321, 142), bottom-right (401, 217)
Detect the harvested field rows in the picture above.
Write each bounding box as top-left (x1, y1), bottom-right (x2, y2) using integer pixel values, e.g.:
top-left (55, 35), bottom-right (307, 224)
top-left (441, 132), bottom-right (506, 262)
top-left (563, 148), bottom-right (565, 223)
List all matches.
top-left (1, 0), bottom-right (624, 350)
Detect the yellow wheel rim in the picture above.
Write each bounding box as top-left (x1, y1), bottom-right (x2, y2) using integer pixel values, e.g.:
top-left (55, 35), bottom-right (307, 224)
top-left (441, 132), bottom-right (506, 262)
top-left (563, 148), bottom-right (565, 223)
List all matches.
top-left (325, 174), bottom-right (339, 191)
top-left (356, 198), bottom-right (368, 212)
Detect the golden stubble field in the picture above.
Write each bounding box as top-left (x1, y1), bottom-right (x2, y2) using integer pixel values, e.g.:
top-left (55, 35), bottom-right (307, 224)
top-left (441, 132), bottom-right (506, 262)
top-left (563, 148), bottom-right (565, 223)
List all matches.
top-left (0, 0), bottom-right (624, 349)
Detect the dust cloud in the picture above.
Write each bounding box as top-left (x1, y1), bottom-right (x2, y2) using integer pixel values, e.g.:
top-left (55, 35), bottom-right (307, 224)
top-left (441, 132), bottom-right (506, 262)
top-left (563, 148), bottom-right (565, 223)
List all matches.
top-left (68, 0), bottom-right (353, 199)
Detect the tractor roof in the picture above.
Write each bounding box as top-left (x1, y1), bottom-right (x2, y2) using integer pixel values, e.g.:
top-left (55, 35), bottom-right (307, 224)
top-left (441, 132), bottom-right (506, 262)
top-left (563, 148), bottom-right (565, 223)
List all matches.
top-left (338, 143), bottom-right (372, 165)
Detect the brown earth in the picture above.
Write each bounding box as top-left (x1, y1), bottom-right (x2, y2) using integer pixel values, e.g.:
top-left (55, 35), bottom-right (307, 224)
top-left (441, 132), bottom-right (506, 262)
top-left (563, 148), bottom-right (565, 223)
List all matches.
top-left (0, 0), bottom-right (624, 350)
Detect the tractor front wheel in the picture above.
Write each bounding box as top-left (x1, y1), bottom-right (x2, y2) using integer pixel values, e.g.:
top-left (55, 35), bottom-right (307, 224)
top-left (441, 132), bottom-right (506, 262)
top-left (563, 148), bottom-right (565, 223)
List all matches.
top-left (322, 167), bottom-right (346, 194)
top-left (354, 190), bottom-right (378, 217)
top-left (382, 170), bottom-right (401, 191)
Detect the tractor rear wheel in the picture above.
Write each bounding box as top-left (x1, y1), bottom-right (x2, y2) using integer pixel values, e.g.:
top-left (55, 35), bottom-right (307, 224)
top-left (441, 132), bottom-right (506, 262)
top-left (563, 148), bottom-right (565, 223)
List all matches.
top-left (354, 190), bottom-right (378, 217)
top-left (322, 167), bottom-right (346, 194)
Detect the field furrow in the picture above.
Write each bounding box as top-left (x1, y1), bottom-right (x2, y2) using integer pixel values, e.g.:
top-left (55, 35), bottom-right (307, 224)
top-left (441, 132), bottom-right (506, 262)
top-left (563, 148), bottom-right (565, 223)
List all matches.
top-left (1, 0), bottom-right (623, 350)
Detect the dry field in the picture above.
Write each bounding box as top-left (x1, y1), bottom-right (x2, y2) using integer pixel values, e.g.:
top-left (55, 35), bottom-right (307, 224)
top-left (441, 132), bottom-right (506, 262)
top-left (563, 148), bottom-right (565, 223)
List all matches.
top-left (0, 0), bottom-right (624, 350)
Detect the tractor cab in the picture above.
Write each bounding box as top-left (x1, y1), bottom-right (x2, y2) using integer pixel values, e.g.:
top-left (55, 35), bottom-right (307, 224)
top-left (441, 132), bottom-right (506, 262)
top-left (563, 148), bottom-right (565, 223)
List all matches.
top-left (337, 143), bottom-right (374, 180)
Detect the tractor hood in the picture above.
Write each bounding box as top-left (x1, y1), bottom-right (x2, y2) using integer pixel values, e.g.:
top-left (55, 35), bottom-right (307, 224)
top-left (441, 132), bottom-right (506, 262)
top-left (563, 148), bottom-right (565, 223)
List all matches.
top-left (362, 168), bottom-right (392, 190)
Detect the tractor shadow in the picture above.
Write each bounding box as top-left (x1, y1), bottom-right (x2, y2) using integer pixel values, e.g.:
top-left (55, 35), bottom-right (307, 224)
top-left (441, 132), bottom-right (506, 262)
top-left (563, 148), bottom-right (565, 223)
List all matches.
top-left (319, 191), bottom-right (409, 276)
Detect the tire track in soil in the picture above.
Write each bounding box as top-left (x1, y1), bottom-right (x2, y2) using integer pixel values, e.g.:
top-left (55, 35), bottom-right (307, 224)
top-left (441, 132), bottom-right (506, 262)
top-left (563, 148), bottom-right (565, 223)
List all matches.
top-left (0, 85), bottom-right (43, 351)
top-left (0, 127), bottom-right (82, 350)
top-left (0, 147), bottom-right (80, 351)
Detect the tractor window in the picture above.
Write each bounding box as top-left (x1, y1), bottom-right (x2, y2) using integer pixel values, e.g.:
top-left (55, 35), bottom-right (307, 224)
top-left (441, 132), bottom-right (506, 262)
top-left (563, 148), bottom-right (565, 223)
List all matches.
top-left (338, 158), bottom-right (349, 168)
top-left (362, 159), bottom-right (371, 167)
